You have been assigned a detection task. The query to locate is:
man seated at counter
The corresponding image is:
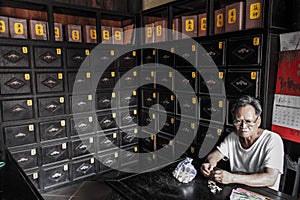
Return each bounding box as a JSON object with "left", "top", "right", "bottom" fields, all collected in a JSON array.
[{"left": 200, "top": 95, "right": 284, "bottom": 191}]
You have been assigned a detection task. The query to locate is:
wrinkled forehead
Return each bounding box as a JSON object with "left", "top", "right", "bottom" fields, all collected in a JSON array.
[{"left": 235, "top": 105, "right": 257, "bottom": 118}]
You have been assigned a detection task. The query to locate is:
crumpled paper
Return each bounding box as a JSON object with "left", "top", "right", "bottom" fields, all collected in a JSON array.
[{"left": 173, "top": 157, "right": 197, "bottom": 183}]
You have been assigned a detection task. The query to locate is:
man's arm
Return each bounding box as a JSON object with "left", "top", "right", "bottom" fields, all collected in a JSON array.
[
  {"left": 213, "top": 167, "right": 279, "bottom": 187},
  {"left": 201, "top": 149, "right": 224, "bottom": 177}
]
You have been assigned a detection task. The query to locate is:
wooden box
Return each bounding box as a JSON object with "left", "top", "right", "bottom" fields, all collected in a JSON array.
[
  {"left": 172, "top": 18, "right": 181, "bottom": 40},
  {"left": 225, "top": 1, "right": 245, "bottom": 32},
  {"left": 154, "top": 19, "right": 167, "bottom": 43},
  {"left": 9, "top": 17, "right": 28, "bottom": 39},
  {"left": 101, "top": 25, "right": 112, "bottom": 44},
  {"left": 214, "top": 8, "right": 225, "bottom": 34},
  {"left": 84, "top": 25, "right": 97, "bottom": 43},
  {"left": 0, "top": 16, "right": 9, "bottom": 38},
  {"left": 29, "top": 20, "right": 48, "bottom": 40},
  {"left": 112, "top": 27, "right": 123, "bottom": 44},
  {"left": 198, "top": 13, "right": 207, "bottom": 37},
  {"left": 181, "top": 15, "right": 197, "bottom": 39},
  {"left": 123, "top": 24, "right": 134, "bottom": 44},
  {"left": 145, "top": 23, "right": 154, "bottom": 44},
  {"left": 245, "top": 0, "right": 263, "bottom": 29},
  {"left": 66, "top": 24, "right": 82, "bottom": 42}
]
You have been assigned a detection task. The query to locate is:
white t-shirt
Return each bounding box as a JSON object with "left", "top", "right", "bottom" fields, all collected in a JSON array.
[{"left": 217, "top": 129, "right": 284, "bottom": 190}]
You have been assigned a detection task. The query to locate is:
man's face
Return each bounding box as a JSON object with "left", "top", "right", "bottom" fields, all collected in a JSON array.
[{"left": 233, "top": 105, "right": 261, "bottom": 138}]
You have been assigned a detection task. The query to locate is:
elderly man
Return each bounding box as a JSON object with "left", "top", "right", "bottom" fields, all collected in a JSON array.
[{"left": 201, "top": 95, "right": 284, "bottom": 190}]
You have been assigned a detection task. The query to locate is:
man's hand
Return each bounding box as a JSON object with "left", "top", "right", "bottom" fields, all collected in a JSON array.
[
  {"left": 200, "top": 163, "right": 215, "bottom": 177},
  {"left": 212, "top": 169, "right": 234, "bottom": 184}
]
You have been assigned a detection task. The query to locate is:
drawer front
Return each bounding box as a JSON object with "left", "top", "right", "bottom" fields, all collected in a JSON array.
[
  {"left": 156, "top": 70, "right": 173, "bottom": 90},
  {"left": 97, "top": 112, "right": 117, "bottom": 130},
  {"left": 142, "top": 48, "right": 156, "bottom": 64},
  {"left": 70, "top": 115, "right": 95, "bottom": 137},
  {"left": 97, "top": 71, "right": 117, "bottom": 89},
  {"left": 176, "top": 118, "right": 197, "bottom": 144},
  {"left": 70, "top": 95, "right": 93, "bottom": 114},
  {"left": 140, "top": 134, "right": 155, "bottom": 152},
  {"left": 157, "top": 113, "right": 175, "bottom": 135},
  {"left": 26, "top": 171, "right": 40, "bottom": 190},
  {"left": 90, "top": 49, "right": 116, "bottom": 71},
  {"left": 226, "top": 70, "right": 260, "bottom": 98},
  {"left": 175, "top": 70, "right": 197, "bottom": 92},
  {"left": 226, "top": 99, "right": 237, "bottom": 126},
  {"left": 4, "top": 124, "right": 36, "bottom": 147},
  {"left": 118, "top": 51, "right": 137, "bottom": 69},
  {"left": 0, "top": 46, "right": 29, "bottom": 67},
  {"left": 0, "top": 73, "right": 31, "bottom": 94},
  {"left": 39, "top": 120, "right": 67, "bottom": 142},
  {"left": 71, "top": 137, "right": 95, "bottom": 158},
  {"left": 175, "top": 43, "right": 197, "bottom": 67},
  {"left": 34, "top": 47, "right": 62, "bottom": 68},
  {"left": 97, "top": 130, "right": 119, "bottom": 151},
  {"left": 120, "top": 127, "right": 138, "bottom": 147},
  {"left": 36, "top": 73, "right": 64, "bottom": 93},
  {"left": 142, "top": 89, "right": 157, "bottom": 109},
  {"left": 140, "top": 109, "right": 156, "bottom": 131},
  {"left": 199, "top": 70, "right": 225, "bottom": 95},
  {"left": 96, "top": 92, "right": 117, "bottom": 111},
  {"left": 199, "top": 97, "right": 226, "bottom": 123},
  {"left": 156, "top": 133, "right": 174, "bottom": 152},
  {"left": 66, "top": 48, "right": 89, "bottom": 68},
  {"left": 119, "top": 89, "right": 137, "bottom": 108},
  {"left": 67, "top": 72, "right": 91, "bottom": 92},
  {"left": 41, "top": 143, "right": 68, "bottom": 165},
  {"left": 157, "top": 48, "right": 174, "bottom": 66},
  {"left": 38, "top": 97, "right": 65, "bottom": 117},
  {"left": 119, "top": 70, "right": 138, "bottom": 89},
  {"left": 158, "top": 92, "right": 175, "bottom": 113},
  {"left": 227, "top": 36, "right": 262, "bottom": 66},
  {"left": 42, "top": 164, "right": 69, "bottom": 189},
  {"left": 176, "top": 93, "right": 197, "bottom": 117},
  {"left": 200, "top": 40, "right": 225, "bottom": 67},
  {"left": 2, "top": 99, "right": 34, "bottom": 121},
  {"left": 72, "top": 157, "right": 96, "bottom": 180},
  {"left": 120, "top": 145, "right": 138, "bottom": 166},
  {"left": 11, "top": 148, "right": 38, "bottom": 170},
  {"left": 139, "top": 68, "right": 155, "bottom": 88},
  {"left": 119, "top": 108, "right": 138, "bottom": 128},
  {"left": 97, "top": 151, "right": 119, "bottom": 172}
]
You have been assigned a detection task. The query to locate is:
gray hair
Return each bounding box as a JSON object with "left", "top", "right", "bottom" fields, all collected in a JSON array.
[{"left": 231, "top": 95, "right": 262, "bottom": 117}]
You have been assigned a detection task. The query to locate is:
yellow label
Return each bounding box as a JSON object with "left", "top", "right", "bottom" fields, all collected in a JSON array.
[
  {"left": 153, "top": 50, "right": 156, "bottom": 55},
  {"left": 22, "top": 47, "right": 28, "bottom": 54},
  {"left": 133, "top": 128, "right": 137, "bottom": 134},
  {"left": 171, "top": 95, "right": 174, "bottom": 101},
  {"left": 71, "top": 30, "right": 80, "bottom": 41},
  {"left": 216, "top": 14, "right": 224, "bottom": 27},
  {"left": 58, "top": 73, "right": 63, "bottom": 79},
  {"left": 89, "top": 137, "right": 94, "bottom": 143},
  {"left": 35, "top": 24, "right": 44, "bottom": 36},
  {"left": 134, "top": 146, "right": 138, "bottom": 152},
  {"left": 27, "top": 100, "right": 32, "bottom": 106},
  {"left": 103, "top": 30, "right": 110, "bottom": 40},
  {"left": 90, "top": 29, "right": 97, "bottom": 40},
  {"left": 153, "top": 92, "right": 156, "bottom": 98},
  {"left": 219, "top": 101, "right": 223, "bottom": 108},
  {"left": 147, "top": 27, "right": 152, "bottom": 38},
  {"left": 64, "top": 164, "right": 68, "bottom": 171},
  {"left": 62, "top": 143, "right": 67, "bottom": 149},
  {"left": 60, "top": 120, "right": 66, "bottom": 127},
  {"left": 201, "top": 18, "right": 207, "bottom": 30},
  {"left": 172, "top": 23, "right": 175, "bottom": 33},
  {"left": 169, "top": 72, "right": 173, "bottom": 78},
  {"left": 133, "top": 71, "right": 137, "bottom": 76},
  {"left": 134, "top": 109, "right": 137, "bottom": 115},
  {"left": 152, "top": 113, "right": 156, "bottom": 119},
  {"left": 217, "top": 129, "right": 222, "bottom": 136},
  {"left": 151, "top": 135, "right": 154, "bottom": 140},
  {"left": 192, "top": 97, "right": 196, "bottom": 104},
  {"left": 219, "top": 42, "right": 223, "bottom": 49},
  {"left": 89, "top": 116, "right": 93, "bottom": 122},
  {"left": 24, "top": 73, "right": 30, "bottom": 80},
  {"left": 250, "top": 3, "right": 261, "bottom": 19},
  {"left": 151, "top": 71, "right": 155, "bottom": 77},
  {"left": 171, "top": 118, "right": 175, "bottom": 124},
  {"left": 54, "top": 27, "right": 60, "bottom": 39},
  {"left": 156, "top": 25, "right": 162, "bottom": 36},
  {"left": 111, "top": 71, "right": 115, "bottom": 77},
  {"left": 0, "top": 20, "right": 6, "bottom": 32},
  {"left": 228, "top": 8, "right": 237, "bottom": 24},
  {"left": 133, "top": 90, "right": 137, "bottom": 96},
  {"left": 85, "top": 49, "right": 90, "bottom": 56},
  {"left": 152, "top": 154, "right": 156, "bottom": 160},
  {"left": 191, "top": 123, "right": 195, "bottom": 129},
  {"left": 171, "top": 47, "right": 174, "bottom": 53},
  {"left": 251, "top": 72, "right": 257, "bottom": 80},
  {"left": 90, "top": 158, "right": 95, "bottom": 164},
  {"left": 191, "top": 147, "right": 195, "bottom": 154},
  {"left": 59, "top": 97, "right": 64, "bottom": 103},
  {"left": 112, "top": 92, "right": 116, "bottom": 98},
  {"left": 86, "top": 72, "right": 91, "bottom": 78},
  {"left": 88, "top": 95, "right": 92, "bottom": 101},
  {"left": 115, "top": 152, "right": 119, "bottom": 157},
  {"left": 112, "top": 113, "right": 116, "bottom": 118},
  {"left": 14, "top": 23, "right": 24, "bottom": 34},
  {"left": 219, "top": 72, "right": 224, "bottom": 79},
  {"left": 31, "top": 149, "right": 36, "bottom": 156},
  {"left": 28, "top": 124, "right": 34, "bottom": 131},
  {"left": 56, "top": 48, "right": 61, "bottom": 55},
  {"left": 185, "top": 19, "right": 194, "bottom": 32},
  {"left": 133, "top": 51, "right": 136, "bottom": 56},
  {"left": 33, "top": 173, "right": 38, "bottom": 180},
  {"left": 111, "top": 50, "right": 115, "bottom": 56},
  {"left": 253, "top": 37, "right": 260, "bottom": 46},
  {"left": 192, "top": 72, "right": 196, "bottom": 78},
  {"left": 192, "top": 45, "right": 196, "bottom": 52}
]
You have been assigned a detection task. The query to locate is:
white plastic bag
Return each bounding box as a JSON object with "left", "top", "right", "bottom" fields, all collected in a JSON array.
[{"left": 173, "top": 157, "right": 197, "bottom": 183}]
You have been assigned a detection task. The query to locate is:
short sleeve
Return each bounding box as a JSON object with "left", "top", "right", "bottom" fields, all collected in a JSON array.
[{"left": 216, "top": 133, "right": 234, "bottom": 159}]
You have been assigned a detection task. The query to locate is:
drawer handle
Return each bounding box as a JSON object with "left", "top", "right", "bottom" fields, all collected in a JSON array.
[
  {"left": 206, "top": 107, "right": 217, "bottom": 112},
  {"left": 50, "top": 150, "right": 61, "bottom": 156},
  {"left": 100, "top": 56, "right": 109, "bottom": 61},
  {"left": 75, "top": 79, "right": 85, "bottom": 84},
  {"left": 163, "top": 54, "right": 170, "bottom": 59},
  {"left": 5, "top": 51, "right": 22, "bottom": 63},
  {"left": 51, "top": 172, "right": 62, "bottom": 179},
  {"left": 182, "top": 127, "right": 190, "bottom": 133},
  {"left": 183, "top": 103, "right": 191, "bottom": 108},
  {"left": 78, "top": 123, "right": 87, "bottom": 128},
  {"left": 146, "top": 55, "right": 152, "bottom": 60},
  {"left": 124, "top": 96, "right": 132, "bottom": 101},
  {"left": 101, "top": 77, "right": 110, "bottom": 82},
  {"left": 206, "top": 79, "right": 217, "bottom": 86},
  {"left": 18, "top": 157, "right": 29, "bottom": 163},
  {"left": 102, "top": 99, "right": 110, "bottom": 103},
  {"left": 47, "top": 104, "right": 57, "bottom": 110},
  {"left": 77, "top": 101, "right": 87, "bottom": 106},
  {"left": 163, "top": 100, "right": 170, "bottom": 105},
  {"left": 78, "top": 164, "right": 91, "bottom": 173},
  {"left": 49, "top": 127, "right": 60, "bottom": 133},
  {"left": 123, "top": 115, "right": 133, "bottom": 121},
  {"left": 15, "top": 132, "right": 27, "bottom": 138},
  {"left": 72, "top": 55, "right": 84, "bottom": 63},
  {"left": 125, "top": 152, "right": 134, "bottom": 158},
  {"left": 125, "top": 134, "right": 134, "bottom": 141},
  {"left": 124, "top": 56, "right": 132, "bottom": 60},
  {"left": 102, "top": 119, "right": 111, "bottom": 124},
  {"left": 103, "top": 139, "right": 112, "bottom": 144},
  {"left": 182, "top": 53, "right": 190, "bottom": 58},
  {"left": 125, "top": 77, "right": 132, "bottom": 81},
  {"left": 182, "top": 79, "right": 190, "bottom": 84},
  {"left": 78, "top": 144, "right": 88, "bottom": 151},
  {"left": 235, "top": 80, "right": 248, "bottom": 86},
  {"left": 237, "top": 48, "right": 250, "bottom": 54},
  {"left": 12, "top": 106, "right": 24, "bottom": 113},
  {"left": 208, "top": 51, "right": 216, "bottom": 57},
  {"left": 104, "top": 158, "right": 114, "bottom": 166},
  {"left": 42, "top": 54, "right": 56, "bottom": 63}
]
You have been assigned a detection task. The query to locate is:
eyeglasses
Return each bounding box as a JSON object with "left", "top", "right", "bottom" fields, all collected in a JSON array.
[{"left": 233, "top": 116, "right": 259, "bottom": 127}]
